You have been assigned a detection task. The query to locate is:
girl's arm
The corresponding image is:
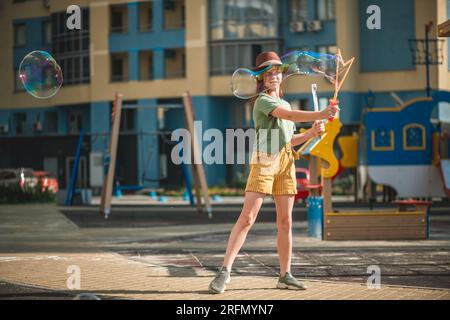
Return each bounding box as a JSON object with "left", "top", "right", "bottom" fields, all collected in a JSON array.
[
  {"left": 271, "top": 100, "right": 339, "bottom": 123},
  {"left": 291, "top": 130, "right": 316, "bottom": 147},
  {"left": 291, "top": 121, "right": 325, "bottom": 147}
]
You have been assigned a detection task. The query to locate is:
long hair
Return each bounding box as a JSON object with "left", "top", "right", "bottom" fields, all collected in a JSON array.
[{"left": 249, "top": 78, "right": 285, "bottom": 107}]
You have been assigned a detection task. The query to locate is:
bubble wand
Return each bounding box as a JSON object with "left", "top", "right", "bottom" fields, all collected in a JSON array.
[{"left": 328, "top": 49, "right": 355, "bottom": 122}]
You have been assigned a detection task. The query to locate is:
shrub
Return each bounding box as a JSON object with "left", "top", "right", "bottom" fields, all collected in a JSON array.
[{"left": 0, "top": 181, "right": 56, "bottom": 204}]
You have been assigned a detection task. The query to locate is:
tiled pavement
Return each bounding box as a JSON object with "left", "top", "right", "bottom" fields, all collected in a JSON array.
[
  {"left": 0, "top": 204, "right": 450, "bottom": 300},
  {"left": 1, "top": 252, "right": 450, "bottom": 300}
]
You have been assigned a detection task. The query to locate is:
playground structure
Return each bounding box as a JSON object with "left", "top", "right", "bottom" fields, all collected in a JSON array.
[
  {"left": 296, "top": 90, "right": 450, "bottom": 240},
  {"left": 64, "top": 92, "right": 212, "bottom": 219},
  {"left": 286, "top": 43, "right": 450, "bottom": 240}
]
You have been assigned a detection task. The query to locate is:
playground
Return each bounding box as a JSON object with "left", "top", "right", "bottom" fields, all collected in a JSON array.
[{"left": 1, "top": 0, "right": 450, "bottom": 303}]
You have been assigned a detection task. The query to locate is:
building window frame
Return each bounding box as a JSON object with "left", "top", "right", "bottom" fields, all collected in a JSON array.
[
  {"left": 403, "top": 124, "right": 426, "bottom": 151},
  {"left": 14, "top": 69, "right": 25, "bottom": 92},
  {"left": 209, "top": 0, "right": 279, "bottom": 41},
  {"left": 14, "top": 113, "right": 27, "bottom": 135},
  {"left": 317, "top": 44, "right": 338, "bottom": 55},
  {"left": 51, "top": 8, "right": 90, "bottom": 85},
  {"left": 163, "top": 0, "right": 185, "bottom": 30},
  {"left": 138, "top": 1, "right": 153, "bottom": 32},
  {"left": 42, "top": 20, "right": 52, "bottom": 45},
  {"left": 316, "top": 0, "right": 335, "bottom": 21},
  {"left": 289, "top": 0, "right": 308, "bottom": 22},
  {"left": 13, "top": 23, "right": 26, "bottom": 47},
  {"left": 371, "top": 129, "right": 395, "bottom": 151},
  {"left": 164, "top": 48, "right": 186, "bottom": 79},
  {"left": 210, "top": 40, "right": 281, "bottom": 76},
  {"left": 68, "top": 110, "right": 83, "bottom": 134},
  {"left": 110, "top": 4, "right": 128, "bottom": 34},
  {"left": 45, "top": 111, "right": 59, "bottom": 134},
  {"left": 111, "top": 52, "right": 129, "bottom": 82}
]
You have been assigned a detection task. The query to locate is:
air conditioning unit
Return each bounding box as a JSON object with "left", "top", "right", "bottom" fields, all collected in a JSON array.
[
  {"left": 306, "top": 20, "right": 322, "bottom": 32},
  {"left": 42, "top": 0, "right": 50, "bottom": 8},
  {"left": 33, "top": 121, "right": 42, "bottom": 132},
  {"left": 289, "top": 21, "right": 305, "bottom": 33},
  {"left": 0, "top": 124, "right": 9, "bottom": 133}
]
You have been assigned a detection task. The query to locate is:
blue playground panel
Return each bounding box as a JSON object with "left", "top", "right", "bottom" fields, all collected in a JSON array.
[
  {"left": 300, "top": 136, "right": 322, "bottom": 156},
  {"left": 365, "top": 91, "right": 450, "bottom": 166}
]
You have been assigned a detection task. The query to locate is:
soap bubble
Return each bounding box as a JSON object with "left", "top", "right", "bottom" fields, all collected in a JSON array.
[
  {"left": 281, "top": 51, "right": 346, "bottom": 85},
  {"left": 230, "top": 68, "right": 258, "bottom": 99},
  {"left": 18, "top": 50, "right": 63, "bottom": 99},
  {"left": 230, "top": 64, "right": 277, "bottom": 99},
  {"left": 230, "top": 51, "right": 354, "bottom": 99}
]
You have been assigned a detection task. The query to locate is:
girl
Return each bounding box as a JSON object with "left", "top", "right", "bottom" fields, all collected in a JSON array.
[{"left": 209, "top": 51, "right": 339, "bottom": 294}]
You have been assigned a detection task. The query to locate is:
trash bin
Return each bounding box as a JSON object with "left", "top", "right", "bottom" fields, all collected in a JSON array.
[{"left": 307, "top": 196, "right": 323, "bottom": 239}]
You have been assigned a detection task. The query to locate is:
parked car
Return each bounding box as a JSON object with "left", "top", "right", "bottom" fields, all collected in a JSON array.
[
  {"left": 33, "top": 171, "right": 59, "bottom": 193},
  {"left": 0, "top": 168, "right": 38, "bottom": 189}
]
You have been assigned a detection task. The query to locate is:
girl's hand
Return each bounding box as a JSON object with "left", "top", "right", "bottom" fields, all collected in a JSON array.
[
  {"left": 311, "top": 121, "right": 325, "bottom": 137},
  {"left": 320, "top": 99, "right": 340, "bottom": 120}
]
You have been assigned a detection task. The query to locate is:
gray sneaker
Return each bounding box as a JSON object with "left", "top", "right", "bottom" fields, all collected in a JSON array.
[
  {"left": 277, "top": 272, "right": 307, "bottom": 290},
  {"left": 208, "top": 267, "right": 231, "bottom": 294}
]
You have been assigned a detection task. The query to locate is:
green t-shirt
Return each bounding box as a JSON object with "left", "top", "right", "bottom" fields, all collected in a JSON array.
[{"left": 252, "top": 93, "right": 296, "bottom": 154}]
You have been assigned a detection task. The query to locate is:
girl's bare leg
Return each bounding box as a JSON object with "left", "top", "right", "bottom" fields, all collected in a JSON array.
[
  {"left": 222, "top": 191, "right": 265, "bottom": 270},
  {"left": 273, "top": 195, "right": 295, "bottom": 277}
]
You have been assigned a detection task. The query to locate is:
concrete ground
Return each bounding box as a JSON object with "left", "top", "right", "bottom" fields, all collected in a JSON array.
[{"left": 0, "top": 200, "right": 449, "bottom": 300}]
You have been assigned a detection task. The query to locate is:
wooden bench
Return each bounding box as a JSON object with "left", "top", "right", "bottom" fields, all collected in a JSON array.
[{"left": 323, "top": 208, "right": 429, "bottom": 241}]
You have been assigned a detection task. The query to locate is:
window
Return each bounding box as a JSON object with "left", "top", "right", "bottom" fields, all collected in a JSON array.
[
  {"left": 209, "top": 0, "right": 278, "bottom": 40},
  {"left": 111, "top": 53, "right": 128, "bottom": 82},
  {"left": 120, "top": 109, "right": 136, "bottom": 131},
  {"left": 14, "top": 113, "right": 27, "bottom": 135},
  {"left": 289, "top": 0, "right": 308, "bottom": 22},
  {"left": 317, "top": 45, "right": 338, "bottom": 55},
  {"left": 139, "top": 51, "right": 153, "bottom": 80},
  {"left": 139, "top": 1, "right": 153, "bottom": 32},
  {"left": 403, "top": 124, "right": 426, "bottom": 151},
  {"left": 14, "top": 23, "right": 26, "bottom": 47},
  {"left": 68, "top": 111, "right": 83, "bottom": 134},
  {"left": 51, "top": 9, "right": 90, "bottom": 85},
  {"left": 290, "top": 99, "right": 310, "bottom": 127},
  {"left": 209, "top": 0, "right": 280, "bottom": 75},
  {"left": 210, "top": 41, "right": 280, "bottom": 75},
  {"left": 371, "top": 128, "right": 395, "bottom": 151},
  {"left": 290, "top": 99, "right": 309, "bottom": 112},
  {"left": 110, "top": 4, "right": 128, "bottom": 33},
  {"left": 14, "top": 70, "right": 25, "bottom": 92},
  {"left": 164, "top": 48, "right": 186, "bottom": 79},
  {"left": 45, "top": 111, "right": 58, "bottom": 133},
  {"left": 42, "top": 20, "right": 51, "bottom": 45},
  {"left": 164, "top": 0, "right": 185, "bottom": 30},
  {"left": 316, "top": 0, "right": 335, "bottom": 20}
]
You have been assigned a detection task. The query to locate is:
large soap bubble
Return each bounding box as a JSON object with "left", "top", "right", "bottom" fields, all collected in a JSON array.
[
  {"left": 281, "top": 51, "right": 345, "bottom": 84},
  {"left": 231, "top": 51, "right": 346, "bottom": 99},
  {"left": 230, "top": 64, "right": 274, "bottom": 99},
  {"left": 18, "top": 50, "right": 63, "bottom": 99}
]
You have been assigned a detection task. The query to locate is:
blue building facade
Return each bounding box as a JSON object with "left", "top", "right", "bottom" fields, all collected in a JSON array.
[{"left": 0, "top": 0, "right": 448, "bottom": 190}]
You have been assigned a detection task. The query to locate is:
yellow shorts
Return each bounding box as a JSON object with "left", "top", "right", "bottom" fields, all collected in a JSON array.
[{"left": 245, "top": 143, "right": 297, "bottom": 196}]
